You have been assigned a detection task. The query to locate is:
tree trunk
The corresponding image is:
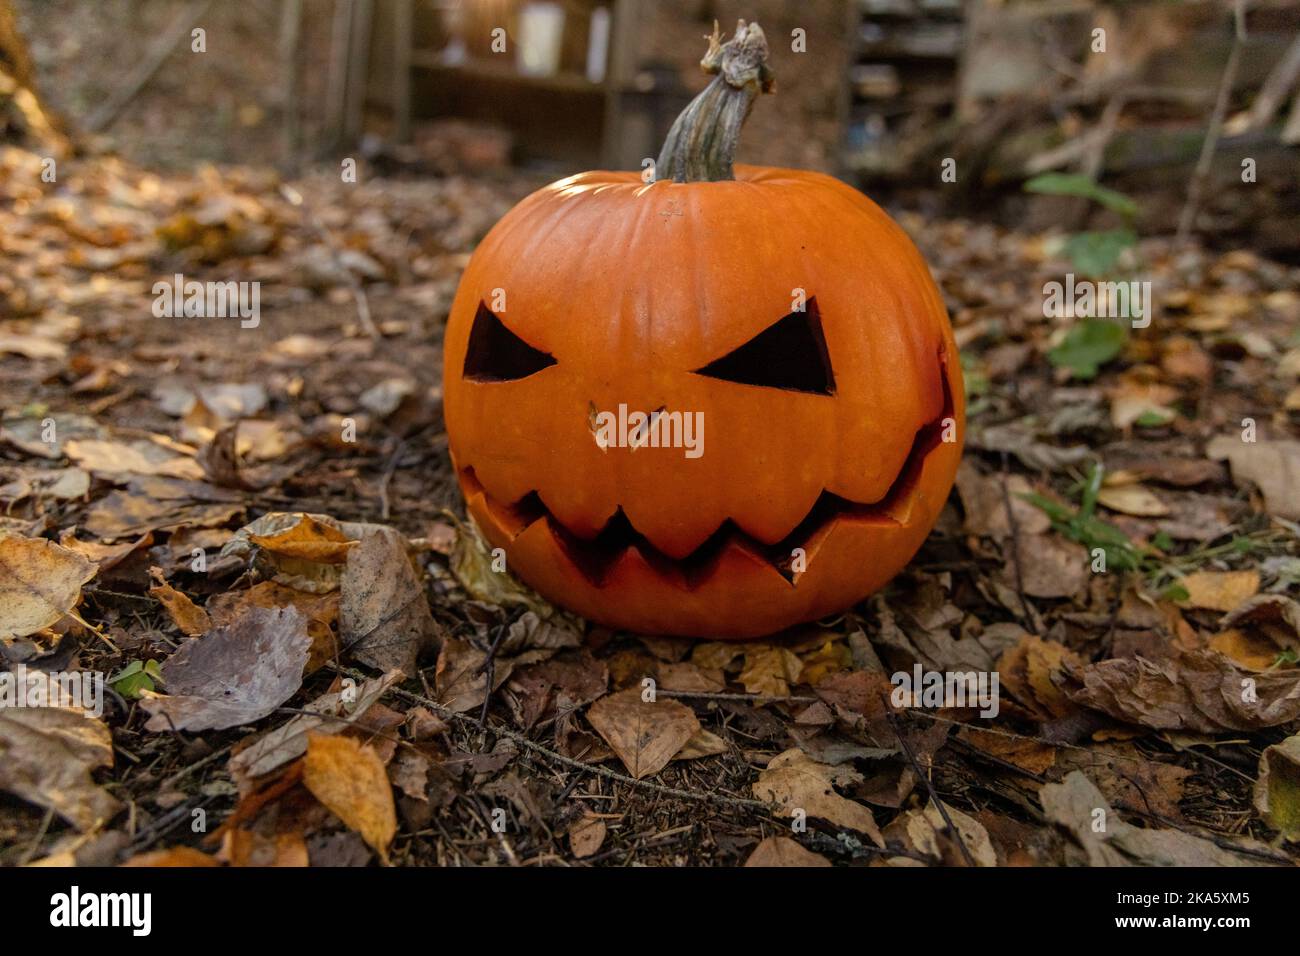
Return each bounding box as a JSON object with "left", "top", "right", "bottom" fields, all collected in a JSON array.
[{"left": 0, "top": 0, "right": 69, "bottom": 153}]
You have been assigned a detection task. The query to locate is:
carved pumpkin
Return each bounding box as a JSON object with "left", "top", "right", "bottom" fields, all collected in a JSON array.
[{"left": 444, "top": 22, "right": 963, "bottom": 638}]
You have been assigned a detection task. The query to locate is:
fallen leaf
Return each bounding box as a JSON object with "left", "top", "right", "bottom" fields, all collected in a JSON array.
[
  {"left": 228, "top": 671, "right": 401, "bottom": 782},
  {"left": 1254, "top": 735, "right": 1300, "bottom": 840},
  {"left": 1177, "top": 570, "right": 1260, "bottom": 613},
  {"left": 895, "top": 800, "right": 998, "bottom": 866},
  {"left": 1206, "top": 437, "right": 1300, "bottom": 520},
  {"left": 223, "top": 829, "right": 309, "bottom": 867},
  {"left": 585, "top": 687, "right": 700, "bottom": 779},
  {"left": 434, "top": 638, "right": 522, "bottom": 713},
  {"left": 340, "top": 526, "right": 438, "bottom": 675},
  {"left": 57, "top": 529, "right": 152, "bottom": 572},
  {"left": 0, "top": 536, "right": 97, "bottom": 640},
  {"left": 1042, "top": 770, "right": 1268, "bottom": 866},
  {"left": 0, "top": 706, "right": 121, "bottom": 830},
  {"left": 148, "top": 567, "right": 211, "bottom": 636},
  {"left": 739, "top": 645, "right": 803, "bottom": 697},
  {"left": 65, "top": 437, "right": 203, "bottom": 480},
  {"left": 302, "top": 732, "right": 397, "bottom": 862},
  {"left": 568, "top": 811, "right": 607, "bottom": 859},
  {"left": 744, "top": 836, "right": 831, "bottom": 867},
  {"left": 448, "top": 514, "right": 553, "bottom": 616},
  {"left": 1096, "top": 483, "right": 1170, "bottom": 517},
  {"left": 752, "top": 747, "right": 883, "bottom": 846},
  {"left": 142, "top": 605, "right": 312, "bottom": 732},
  {"left": 120, "top": 846, "right": 221, "bottom": 867},
  {"left": 207, "top": 581, "right": 339, "bottom": 674},
  {"left": 248, "top": 513, "right": 357, "bottom": 563},
  {"left": 1065, "top": 645, "right": 1300, "bottom": 733}
]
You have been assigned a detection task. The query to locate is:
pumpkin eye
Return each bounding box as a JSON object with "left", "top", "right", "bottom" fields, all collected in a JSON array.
[
  {"left": 462, "top": 302, "right": 557, "bottom": 382},
  {"left": 693, "top": 298, "right": 834, "bottom": 395}
]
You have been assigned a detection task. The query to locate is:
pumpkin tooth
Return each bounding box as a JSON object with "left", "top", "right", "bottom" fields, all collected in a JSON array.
[{"left": 461, "top": 350, "right": 955, "bottom": 596}]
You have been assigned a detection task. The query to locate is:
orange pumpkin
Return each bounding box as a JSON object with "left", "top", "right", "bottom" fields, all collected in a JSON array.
[{"left": 443, "top": 22, "right": 963, "bottom": 638}]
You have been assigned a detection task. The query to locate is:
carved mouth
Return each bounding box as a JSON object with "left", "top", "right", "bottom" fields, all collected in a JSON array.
[{"left": 461, "top": 355, "right": 954, "bottom": 590}]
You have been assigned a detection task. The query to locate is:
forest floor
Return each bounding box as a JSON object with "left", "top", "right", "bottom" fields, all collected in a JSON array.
[{"left": 2, "top": 136, "right": 1300, "bottom": 868}]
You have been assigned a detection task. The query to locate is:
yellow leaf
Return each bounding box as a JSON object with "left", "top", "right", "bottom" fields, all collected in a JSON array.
[
  {"left": 0, "top": 536, "right": 97, "bottom": 640},
  {"left": 303, "top": 733, "right": 397, "bottom": 862},
  {"left": 1178, "top": 570, "right": 1260, "bottom": 613}
]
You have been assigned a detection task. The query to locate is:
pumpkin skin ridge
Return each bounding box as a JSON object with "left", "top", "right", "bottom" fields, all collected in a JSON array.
[{"left": 454, "top": 345, "right": 955, "bottom": 589}]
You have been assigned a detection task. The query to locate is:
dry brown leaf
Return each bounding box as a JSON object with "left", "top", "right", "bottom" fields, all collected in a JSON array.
[
  {"left": 567, "top": 811, "right": 607, "bottom": 859},
  {"left": 0, "top": 706, "right": 121, "bottom": 830},
  {"left": 739, "top": 645, "right": 803, "bottom": 697},
  {"left": 120, "top": 846, "right": 221, "bottom": 867},
  {"left": 224, "top": 828, "right": 310, "bottom": 867},
  {"left": 248, "top": 513, "right": 357, "bottom": 563},
  {"left": 1206, "top": 437, "right": 1300, "bottom": 520},
  {"left": 898, "top": 800, "right": 998, "bottom": 866},
  {"left": 1066, "top": 644, "right": 1300, "bottom": 733},
  {"left": 752, "top": 747, "right": 883, "bottom": 846},
  {"left": 675, "top": 728, "right": 728, "bottom": 761},
  {"left": 57, "top": 529, "right": 152, "bottom": 572},
  {"left": 302, "top": 732, "right": 397, "bottom": 862},
  {"left": 0, "top": 536, "right": 96, "bottom": 640},
  {"left": 1096, "top": 483, "right": 1170, "bottom": 517},
  {"left": 744, "top": 836, "right": 832, "bottom": 867},
  {"left": 1178, "top": 570, "right": 1260, "bottom": 613},
  {"left": 958, "top": 727, "right": 1057, "bottom": 775},
  {"left": 1210, "top": 628, "right": 1284, "bottom": 671},
  {"left": 142, "top": 605, "right": 312, "bottom": 732},
  {"left": 585, "top": 687, "right": 700, "bottom": 779},
  {"left": 998, "top": 635, "right": 1084, "bottom": 720},
  {"left": 340, "top": 527, "right": 438, "bottom": 676},
  {"left": 1254, "top": 735, "right": 1300, "bottom": 840},
  {"left": 434, "top": 638, "right": 518, "bottom": 713},
  {"left": 64, "top": 437, "right": 203, "bottom": 480},
  {"left": 208, "top": 581, "right": 339, "bottom": 674},
  {"left": 1042, "top": 771, "right": 1268, "bottom": 866},
  {"left": 148, "top": 567, "right": 211, "bottom": 636},
  {"left": 1001, "top": 531, "right": 1090, "bottom": 599},
  {"left": 228, "top": 671, "right": 402, "bottom": 783}
]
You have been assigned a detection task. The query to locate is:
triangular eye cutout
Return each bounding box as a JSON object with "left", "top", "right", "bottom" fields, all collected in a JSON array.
[
  {"left": 462, "top": 302, "right": 557, "bottom": 382},
  {"left": 693, "top": 298, "right": 835, "bottom": 395}
]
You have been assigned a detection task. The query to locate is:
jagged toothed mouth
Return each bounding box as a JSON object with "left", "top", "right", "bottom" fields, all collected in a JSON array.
[{"left": 461, "top": 355, "right": 954, "bottom": 590}]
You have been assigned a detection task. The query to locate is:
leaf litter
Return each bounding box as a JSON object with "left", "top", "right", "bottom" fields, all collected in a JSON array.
[{"left": 1, "top": 116, "right": 1299, "bottom": 867}]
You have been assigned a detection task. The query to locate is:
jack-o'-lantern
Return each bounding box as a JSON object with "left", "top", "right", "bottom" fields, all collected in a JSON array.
[{"left": 443, "top": 21, "right": 963, "bottom": 639}]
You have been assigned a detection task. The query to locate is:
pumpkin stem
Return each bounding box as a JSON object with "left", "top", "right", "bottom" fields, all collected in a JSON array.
[{"left": 655, "top": 20, "right": 775, "bottom": 183}]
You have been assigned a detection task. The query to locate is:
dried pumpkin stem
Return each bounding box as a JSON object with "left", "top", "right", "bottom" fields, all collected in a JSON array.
[{"left": 655, "top": 20, "right": 775, "bottom": 183}]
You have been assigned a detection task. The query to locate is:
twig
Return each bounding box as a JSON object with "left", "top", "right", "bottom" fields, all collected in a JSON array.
[
  {"left": 999, "top": 452, "right": 1039, "bottom": 635},
  {"left": 1176, "top": 1, "right": 1248, "bottom": 244},
  {"left": 476, "top": 621, "right": 510, "bottom": 730},
  {"left": 658, "top": 689, "right": 819, "bottom": 705},
  {"left": 881, "top": 694, "right": 978, "bottom": 867},
  {"left": 157, "top": 742, "right": 234, "bottom": 792},
  {"left": 377, "top": 437, "right": 407, "bottom": 520}
]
